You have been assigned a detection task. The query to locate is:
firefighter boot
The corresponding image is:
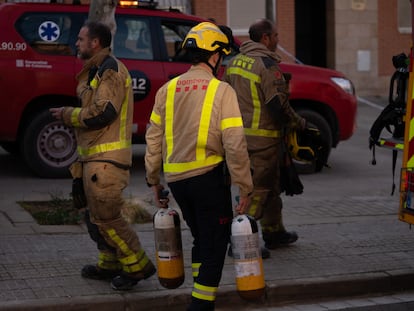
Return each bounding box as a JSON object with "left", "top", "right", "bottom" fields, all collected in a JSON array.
[
  {"left": 81, "top": 252, "right": 122, "bottom": 280},
  {"left": 263, "top": 231, "right": 298, "bottom": 249},
  {"left": 111, "top": 260, "right": 156, "bottom": 290},
  {"left": 81, "top": 265, "right": 121, "bottom": 280}
]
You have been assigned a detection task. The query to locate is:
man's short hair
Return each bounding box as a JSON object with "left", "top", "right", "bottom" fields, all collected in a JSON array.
[
  {"left": 249, "top": 19, "right": 274, "bottom": 42},
  {"left": 84, "top": 21, "right": 112, "bottom": 48}
]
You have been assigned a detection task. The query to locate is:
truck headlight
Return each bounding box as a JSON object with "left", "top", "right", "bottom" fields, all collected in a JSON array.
[{"left": 331, "top": 77, "right": 355, "bottom": 95}]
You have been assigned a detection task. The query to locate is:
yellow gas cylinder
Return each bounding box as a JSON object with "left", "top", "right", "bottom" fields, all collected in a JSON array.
[
  {"left": 231, "top": 214, "right": 265, "bottom": 300},
  {"left": 153, "top": 204, "right": 185, "bottom": 289}
]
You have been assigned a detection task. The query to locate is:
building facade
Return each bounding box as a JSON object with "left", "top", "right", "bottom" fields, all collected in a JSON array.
[
  {"left": 188, "top": 0, "right": 411, "bottom": 97},
  {"left": 2, "top": 0, "right": 410, "bottom": 96}
]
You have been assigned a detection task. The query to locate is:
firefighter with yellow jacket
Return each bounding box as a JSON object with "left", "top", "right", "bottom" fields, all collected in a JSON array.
[
  {"left": 223, "top": 19, "right": 306, "bottom": 251},
  {"left": 50, "top": 21, "right": 155, "bottom": 291},
  {"left": 145, "top": 22, "right": 253, "bottom": 311}
]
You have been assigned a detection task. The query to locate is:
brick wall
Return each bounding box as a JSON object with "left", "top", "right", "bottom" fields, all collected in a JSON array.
[
  {"left": 277, "top": 0, "right": 295, "bottom": 63},
  {"left": 378, "top": 0, "right": 410, "bottom": 77},
  {"left": 191, "top": 0, "right": 227, "bottom": 25}
]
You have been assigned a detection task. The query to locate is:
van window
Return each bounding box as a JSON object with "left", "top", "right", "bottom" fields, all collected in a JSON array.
[
  {"left": 114, "top": 17, "right": 153, "bottom": 60},
  {"left": 16, "top": 12, "right": 85, "bottom": 56}
]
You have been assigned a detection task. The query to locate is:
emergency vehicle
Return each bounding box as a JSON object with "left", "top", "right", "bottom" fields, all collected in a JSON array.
[
  {"left": 369, "top": 2, "right": 414, "bottom": 227},
  {"left": 0, "top": 0, "right": 357, "bottom": 177}
]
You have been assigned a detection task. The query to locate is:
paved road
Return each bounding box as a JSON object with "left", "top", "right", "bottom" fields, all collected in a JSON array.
[{"left": 2, "top": 96, "right": 414, "bottom": 311}]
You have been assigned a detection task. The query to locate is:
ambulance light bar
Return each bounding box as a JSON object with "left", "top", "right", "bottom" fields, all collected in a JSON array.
[{"left": 118, "top": 0, "right": 158, "bottom": 8}]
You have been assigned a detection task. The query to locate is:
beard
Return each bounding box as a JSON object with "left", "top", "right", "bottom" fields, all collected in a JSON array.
[{"left": 77, "top": 50, "right": 92, "bottom": 60}]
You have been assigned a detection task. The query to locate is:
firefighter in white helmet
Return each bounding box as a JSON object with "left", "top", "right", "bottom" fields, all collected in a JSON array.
[{"left": 145, "top": 22, "right": 253, "bottom": 311}]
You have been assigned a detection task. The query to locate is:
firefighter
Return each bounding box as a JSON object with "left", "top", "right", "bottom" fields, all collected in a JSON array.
[
  {"left": 50, "top": 21, "right": 155, "bottom": 291},
  {"left": 223, "top": 19, "right": 307, "bottom": 250},
  {"left": 145, "top": 22, "right": 254, "bottom": 311}
]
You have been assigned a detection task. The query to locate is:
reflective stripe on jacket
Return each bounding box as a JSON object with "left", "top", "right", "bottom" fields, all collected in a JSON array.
[
  {"left": 62, "top": 48, "right": 133, "bottom": 166},
  {"left": 145, "top": 65, "right": 253, "bottom": 197},
  {"left": 223, "top": 40, "right": 304, "bottom": 144},
  {"left": 162, "top": 76, "right": 224, "bottom": 173}
]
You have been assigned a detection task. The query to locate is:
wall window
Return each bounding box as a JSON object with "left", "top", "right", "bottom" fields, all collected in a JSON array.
[
  {"left": 398, "top": 0, "right": 411, "bottom": 34},
  {"left": 227, "top": 0, "right": 274, "bottom": 36}
]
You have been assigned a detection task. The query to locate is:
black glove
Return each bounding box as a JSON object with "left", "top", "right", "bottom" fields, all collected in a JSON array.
[{"left": 72, "top": 178, "right": 87, "bottom": 209}]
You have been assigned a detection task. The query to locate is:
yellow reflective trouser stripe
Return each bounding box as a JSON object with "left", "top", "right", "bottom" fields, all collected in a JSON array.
[
  {"left": 192, "top": 282, "right": 218, "bottom": 302},
  {"left": 71, "top": 108, "right": 81, "bottom": 127},
  {"left": 163, "top": 78, "right": 224, "bottom": 173},
  {"left": 122, "top": 251, "right": 150, "bottom": 273},
  {"left": 98, "top": 252, "right": 117, "bottom": 261},
  {"left": 97, "top": 252, "right": 122, "bottom": 270},
  {"left": 77, "top": 73, "right": 131, "bottom": 157},
  {"left": 106, "top": 229, "right": 148, "bottom": 273},
  {"left": 192, "top": 262, "right": 201, "bottom": 278},
  {"left": 221, "top": 117, "right": 243, "bottom": 130},
  {"left": 244, "top": 128, "right": 281, "bottom": 138}
]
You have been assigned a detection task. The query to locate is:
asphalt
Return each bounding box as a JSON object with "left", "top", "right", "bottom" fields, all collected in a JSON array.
[{"left": 3, "top": 96, "right": 414, "bottom": 310}]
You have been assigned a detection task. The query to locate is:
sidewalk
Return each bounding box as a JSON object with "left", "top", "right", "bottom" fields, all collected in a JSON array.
[
  {"left": 2, "top": 187, "right": 414, "bottom": 310},
  {"left": 3, "top": 96, "right": 414, "bottom": 310}
]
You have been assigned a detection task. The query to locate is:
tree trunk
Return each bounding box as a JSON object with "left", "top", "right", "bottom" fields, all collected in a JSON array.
[{"left": 88, "top": 0, "right": 118, "bottom": 41}]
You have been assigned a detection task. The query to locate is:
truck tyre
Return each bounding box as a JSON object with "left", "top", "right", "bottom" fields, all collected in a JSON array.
[
  {"left": 295, "top": 109, "right": 332, "bottom": 174},
  {"left": 21, "top": 110, "right": 77, "bottom": 178}
]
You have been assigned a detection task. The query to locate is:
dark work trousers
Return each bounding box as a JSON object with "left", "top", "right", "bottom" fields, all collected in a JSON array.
[{"left": 169, "top": 164, "right": 233, "bottom": 310}]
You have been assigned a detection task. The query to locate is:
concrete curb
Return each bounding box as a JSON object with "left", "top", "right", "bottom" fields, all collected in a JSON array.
[{"left": 3, "top": 271, "right": 414, "bottom": 311}]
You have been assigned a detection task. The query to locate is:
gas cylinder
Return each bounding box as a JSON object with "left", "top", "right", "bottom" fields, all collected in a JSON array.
[
  {"left": 153, "top": 192, "right": 185, "bottom": 289},
  {"left": 230, "top": 214, "right": 265, "bottom": 300}
]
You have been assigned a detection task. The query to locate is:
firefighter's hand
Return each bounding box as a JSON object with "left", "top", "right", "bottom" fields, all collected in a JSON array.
[
  {"left": 235, "top": 195, "right": 251, "bottom": 215},
  {"left": 152, "top": 184, "right": 169, "bottom": 208},
  {"left": 50, "top": 107, "right": 65, "bottom": 120}
]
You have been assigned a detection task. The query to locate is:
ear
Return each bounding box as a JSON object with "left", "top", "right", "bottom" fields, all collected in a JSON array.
[
  {"left": 91, "top": 38, "right": 100, "bottom": 49},
  {"left": 260, "top": 33, "right": 269, "bottom": 45}
]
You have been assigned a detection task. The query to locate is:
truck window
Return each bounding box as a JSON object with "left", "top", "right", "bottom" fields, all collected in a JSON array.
[
  {"left": 161, "top": 21, "right": 192, "bottom": 61},
  {"left": 16, "top": 12, "right": 82, "bottom": 56},
  {"left": 114, "top": 17, "right": 153, "bottom": 60}
]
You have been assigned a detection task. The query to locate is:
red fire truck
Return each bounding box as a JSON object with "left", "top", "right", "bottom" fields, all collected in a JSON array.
[{"left": 0, "top": 1, "right": 357, "bottom": 177}]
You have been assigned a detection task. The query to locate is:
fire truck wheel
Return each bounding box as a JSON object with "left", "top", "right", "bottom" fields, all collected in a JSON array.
[
  {"left": 20, "top": 110, "right": 77, "bottom": 178},
  {"left": 294, "top": 109, "right": 332, "bottom": 174}
]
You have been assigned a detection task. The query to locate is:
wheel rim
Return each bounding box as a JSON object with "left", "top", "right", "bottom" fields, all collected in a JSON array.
[{"left": 37, "top": 121, "right": 77, "bottom": 168}]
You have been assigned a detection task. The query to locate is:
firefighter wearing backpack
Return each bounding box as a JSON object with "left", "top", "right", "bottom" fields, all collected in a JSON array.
[
  {"left": 145, "top": 22, "right": 254, "bottom": 310},
  {"left": 223, "top": 19, "right": 307, "bottom": 251}
]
